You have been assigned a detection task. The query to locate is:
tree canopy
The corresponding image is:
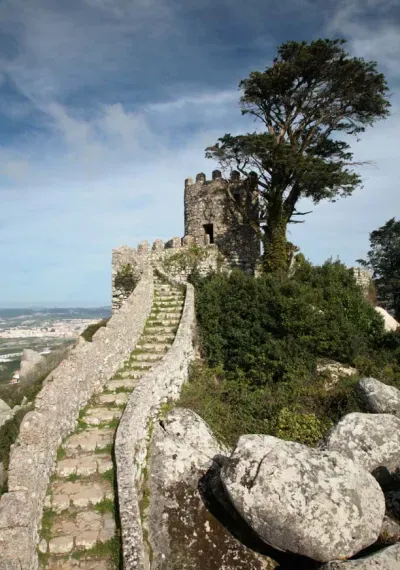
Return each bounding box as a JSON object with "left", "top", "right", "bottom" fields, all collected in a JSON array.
[
  {"left": 206, "top": 38, "right": 391, "bottom": 273},
  {"left": 358, "top": 218, "right": 400, "bottom": 320}
]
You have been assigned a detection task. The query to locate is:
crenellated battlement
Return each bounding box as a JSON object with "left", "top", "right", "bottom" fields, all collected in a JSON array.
[
  {"left": 112, "top": 172, "right": 262, "bottom": 312},
  {"left": 184, "top": 169, "right": 243, "bottom": 188}
]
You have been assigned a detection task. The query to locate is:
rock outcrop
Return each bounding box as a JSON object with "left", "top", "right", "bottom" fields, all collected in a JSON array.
[
  {"left": 319, "top": 543, "right": 400, "bottom": 568},
  {"left": 322, "top": 412, "right": 400, "bottom": 474},
  {"left": 375, "top": 306, "right": 399, "bottom": 332},
  {"left": 19, "top": 349, "right": 45, "bottom": 383},
  {"left": 355, "top": 377, "right": 400, "bottom": 417},
  {"left": 220, "top": 434, "right": 385, "bottom": 563},
  {"left": 147, "top": 408, "right": 272, "bottom": 569},
  {"left": 0, "top": 399, "right": 13, "bottom": 428}
]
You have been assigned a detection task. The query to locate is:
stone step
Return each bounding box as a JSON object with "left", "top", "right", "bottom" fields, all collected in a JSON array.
[
  {"left": 153, "top": 299, "right": 183, "bottom": 305},
  {"left": 82, "top": 407, "right": 122, "bottom": 426},
  {"left": 127, "top": 361, "right": 155, "bottom": 370},
  {"left": 105, "top": 378, "right": 137, "bottom": 391},
  {"left": 154, "top": 289, "right": 182, "bottom": 294},
  {"left": 144, "top": 325, "right": 177, "bottom": 334},
  {"left": 45, "top": 557, "right": 110, "bottom": 569},
  {"left": 49, "top": 478, "right": 113, "bottom": 513},
  {"left": 55, "top": 453, "right": 112, "bottom": 478},
  {"left": 140, "top": 333, "right": 175, "bottom": 343},
  {"left": 118, "top": 370, "right": 143, "bottom": 379},
  {"left": 64, "top": 428, "right": 114, "bottom": 455},
  {"left": 150, "top": 310, "right": 182, "bottom": 318},
  {"left": 136, "top": 343, "right": 170, "bottom": 352},
  {"left": 131, "top": 352, "right": 163, "bottom": 362},
  {"left": 47, "top": 509, "right": 116, "bottom": 555},
  {"left": 96, "top": 392, "right": 129, "bottom": 406},
  {"left": 154, "top": 294, "right": 184, "bottom": 301},
  {"left": 147, "top": 317, "right": 181, "bottom": 325}
]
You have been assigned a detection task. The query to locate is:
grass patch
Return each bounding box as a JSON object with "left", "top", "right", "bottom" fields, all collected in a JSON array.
[
  {"left": 71, "top": 536, "right": 120, "bottom": 565},
  {"left": 66, "top": 473, "right": 81, "bottom": 482},
  {"left": 102, "top": 469, "right": 115, "bottom": 485},
  {"left": 38, "top": 551, "right": 50, "bottom": 566},
  {"left": 56, "top": 446, "right": 67, "bottom": 461},
  {"left": 40, "top": 508, "right": 56, "bottom": 541},
  {"left": 0, "top": 405, "right": 33, "bottom": 475},
  {"left": 94, "top": 497, "right": 115, "bottom": 516}
]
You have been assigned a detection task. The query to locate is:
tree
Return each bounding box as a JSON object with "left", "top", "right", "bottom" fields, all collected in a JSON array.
[
  {"left": 357, "top": 218, "right": 400, "bottom": 320},
  {"left": 206, "top": 38, "right": 391, "bottom": 273}
]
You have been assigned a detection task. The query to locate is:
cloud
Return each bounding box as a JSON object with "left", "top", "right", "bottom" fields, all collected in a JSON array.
[{"left": 0, "top": 0, "right": 399, "bottom": 305}]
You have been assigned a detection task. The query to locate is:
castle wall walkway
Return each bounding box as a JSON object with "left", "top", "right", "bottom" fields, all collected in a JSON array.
[
  {"left": 115, "top": 267, "right": 196, "bottom": 570},
  {"left": 0, "top": 267, "right": 154, "bottom": 570}
]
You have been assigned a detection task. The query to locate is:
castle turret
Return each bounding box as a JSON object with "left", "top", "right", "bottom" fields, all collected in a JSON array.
[{"left": 184, "top": 170, "right": 260, "bottom": 273}]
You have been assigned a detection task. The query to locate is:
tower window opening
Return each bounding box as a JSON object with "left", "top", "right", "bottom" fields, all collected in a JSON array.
[{"left": 203, "top": 223, "right": 214, "bottom": 244}]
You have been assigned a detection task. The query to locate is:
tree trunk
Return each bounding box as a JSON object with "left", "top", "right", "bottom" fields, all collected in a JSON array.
[{"left": 262, "top": 204, "right": 288, "bottom": 274}]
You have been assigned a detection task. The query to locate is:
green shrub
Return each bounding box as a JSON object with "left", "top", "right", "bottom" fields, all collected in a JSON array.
[
  {"left": 194, "top": 261, "right": 387, "bottom": 383},
  {"left": 180, "top": 259, "right": 400, "bottom": 448},
  {"left": 274, "top": 407, "right": 331, "bottom": 447},
  {"left": 81, "top": 318, "right": 110, "bottom": 342},
  {"left": 115, "top": 264, "right": 140, "bottom": 294},
  {"left": 0, "top": 405, "right": 33, "bottom": 471}
]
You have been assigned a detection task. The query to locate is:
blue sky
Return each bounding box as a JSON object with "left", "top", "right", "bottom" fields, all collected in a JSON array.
[{"left": 0, "top": 0, "right": 399, "bottom": 307}]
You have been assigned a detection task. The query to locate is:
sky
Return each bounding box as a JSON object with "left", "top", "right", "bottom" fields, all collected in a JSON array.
[{"left": 0, "top": 0, "right": 399, "bottom": 307}]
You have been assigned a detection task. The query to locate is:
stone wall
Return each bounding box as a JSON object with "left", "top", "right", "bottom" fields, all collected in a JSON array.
[
  {"left": 184, "top": 171, "right": 260, "bottom": 273},
  {"left": 115, "top": 270, "right": 196, "bottom": 570},
  {"left": 352, "top": 267, "right": 373, "bottom": 291},
  {"left": 112, "top": 246, "right": 146, "bottom": 313},
  {"left": 112, "top": 239, "right": 229, "bottom": 312},
  {"left": 0, "top": 267, "right": 154, "bottom": 570}
]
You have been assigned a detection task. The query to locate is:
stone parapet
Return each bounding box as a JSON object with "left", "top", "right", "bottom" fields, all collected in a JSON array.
[
  {"left": 0, "top": 267, "right": 154, "bottom": 570},
  {"left": 115, "top": 270, "right": 196, "bottom": 570}
]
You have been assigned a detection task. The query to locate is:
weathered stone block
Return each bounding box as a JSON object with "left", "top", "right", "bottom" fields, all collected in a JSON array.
[
  {"left": 152, "top": 239, "right": 165, "bottom": 251},
  {"left": 137, "top": 240, "right": 150, "bottom": 254},
  {"left": 165, "top": 237, "right": 182, "bottom": 249},
  {"left": 182, "top": 235, "right": 195, "bottom": 247}
]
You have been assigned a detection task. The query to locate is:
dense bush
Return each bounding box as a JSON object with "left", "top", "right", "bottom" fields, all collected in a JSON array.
[
  {"left": 192, "top": 261, "right": 392, "bottom": 384},
  {"left": 181, "top": 260, "right": 400, "bottom": 447},
  {"left": 114, "top": 263, "right": 140, "bottom": 295}
]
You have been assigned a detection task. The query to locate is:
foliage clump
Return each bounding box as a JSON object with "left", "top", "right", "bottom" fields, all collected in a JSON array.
[
  {"left": 206, "top": 38, "right": 391, "bottom": 273},
  {"left": 358, "top": 217, "right": 400, "bottom": 319},
  {"left": 115, "top": 263, "right": 140, "bottom": 295},
  {"left": 162, "top": 245, "right": 209, "bottom": 275},
  {"left": 81, "top": 318, "right": 110, "bottom": 342},
  {"left": 180, "top": 261, "right": 400, "bottom": 447}
]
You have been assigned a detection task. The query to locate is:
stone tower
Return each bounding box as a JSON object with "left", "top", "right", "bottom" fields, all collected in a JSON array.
[{"left": 184, "top": 170, "right": 260, "bottom": 273}]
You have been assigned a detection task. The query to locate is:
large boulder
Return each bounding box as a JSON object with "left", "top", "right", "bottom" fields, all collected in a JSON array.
[
  {"left": 355, "top": 377, "right": 400, "bottom": 417},
  {"left": 147, "top": 408, "right": 272, "bottom": 569},
  {"left": 319, "top": 543, "right": 400, "bottom": 568},
  {"left": 19, "top": 349, "right": 45, "bottom": 383},
  {"left": 322, "top": 412, "right": 400, "bottom": 474},
  {"left": 375, "top": 306, "right": 399, "bottom": 332},
  {"left": 220, "top": 434, "right": 385, "bottom": 563}
]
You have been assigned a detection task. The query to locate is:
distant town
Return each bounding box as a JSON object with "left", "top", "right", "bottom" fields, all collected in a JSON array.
[{"left": 0, "top": 318, "right": 98, "bottom": 339}]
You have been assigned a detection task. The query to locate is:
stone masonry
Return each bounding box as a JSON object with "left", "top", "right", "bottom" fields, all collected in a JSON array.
[
  {"left": 0, "top": 267, "right": 154, "bottom": 570},
  {"left": 111, "top": 171, "right": 261, "bottom": 313},
  {"left": 184, "top": 170, "right": 260, "bottom": 272}
]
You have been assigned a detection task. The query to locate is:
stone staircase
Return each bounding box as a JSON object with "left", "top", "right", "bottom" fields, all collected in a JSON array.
[{"left": 38, "top": 276, "right": 185, "bottom": 569}]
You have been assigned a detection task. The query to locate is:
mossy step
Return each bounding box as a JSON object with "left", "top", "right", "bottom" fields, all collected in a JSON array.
[
  {"left": 144, "top": 326, "right": 177, "bottom": 334},
  {"left": 140, "top": 332, "right": 175, "bottom": 341},
  {"left": 130, "top": 352, "right": 163, "bottom": 362},
  {"left": 136, "top": 343, "right": 170, "bottom": 352}
]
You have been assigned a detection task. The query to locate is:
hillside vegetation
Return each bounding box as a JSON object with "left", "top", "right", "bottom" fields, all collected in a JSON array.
[{"left": 180, "top": 260, "right": 400, "bottom": 447}]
